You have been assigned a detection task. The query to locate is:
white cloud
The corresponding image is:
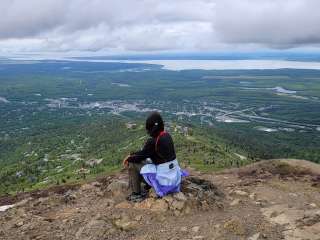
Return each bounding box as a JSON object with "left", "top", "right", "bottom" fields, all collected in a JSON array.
[{"left": 0, "top": 0, "right": 319, "bottom": 54}]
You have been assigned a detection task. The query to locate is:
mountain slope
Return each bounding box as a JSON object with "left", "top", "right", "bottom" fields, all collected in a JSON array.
[{"left": 0, "top": 159, "right": 319, "bottom": 240}]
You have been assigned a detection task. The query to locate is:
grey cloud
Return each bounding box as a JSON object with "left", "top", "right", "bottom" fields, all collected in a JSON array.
[
  {"left": 0, "top": 0, "right": 319, "bottom": 53},
  {"left": 214, "top": 0, "right": 320, "bottom": 48},
  {"left": 0, "top": 0, "right": 65, "bottom": 38}
]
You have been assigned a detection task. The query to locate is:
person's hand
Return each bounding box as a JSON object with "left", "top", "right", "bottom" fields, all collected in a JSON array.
[{"left": 122, "top": 155, "right": 130, "bottom": 168}]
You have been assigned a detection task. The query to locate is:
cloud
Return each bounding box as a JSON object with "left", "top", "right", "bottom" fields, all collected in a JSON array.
[
  {"left": 0, "top": 0, "right": 65, "bottom": 38},
  {"left": 0, "top": 0, "right": 319, "bottom": 53},
  {"left": 214, "top": 0, "right": 320, "bottom": 48}
]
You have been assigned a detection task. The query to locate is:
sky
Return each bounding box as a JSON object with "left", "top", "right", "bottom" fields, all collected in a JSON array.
[{"left": 0, "top": 0, "right": 320, "bottom": 56}]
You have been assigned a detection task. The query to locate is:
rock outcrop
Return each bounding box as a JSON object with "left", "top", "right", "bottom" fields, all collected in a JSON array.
[{"left": 0, "top": 159, "right": 319, "bottom": 240}]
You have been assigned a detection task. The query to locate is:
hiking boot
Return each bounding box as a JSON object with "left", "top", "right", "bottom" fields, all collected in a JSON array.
[
  {"left": 126, "top": 192, "right": 145, "bottom": 202},
  {"left": 141, "top": 184, "right": 151, "bottom": 198}
]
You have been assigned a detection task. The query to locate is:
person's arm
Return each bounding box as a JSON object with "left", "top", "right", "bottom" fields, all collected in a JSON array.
[{"left": 127, "top": 138, "right": 155, "bottom": 163}]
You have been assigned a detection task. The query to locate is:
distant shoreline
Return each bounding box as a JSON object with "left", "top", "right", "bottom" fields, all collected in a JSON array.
[{"left": 6, "top": 58, "right": 320, "bottom": 71}]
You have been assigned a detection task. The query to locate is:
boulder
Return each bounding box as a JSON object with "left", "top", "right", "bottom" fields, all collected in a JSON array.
[{"left": 133, "top": 177, "right": 225, "bottom": 214}]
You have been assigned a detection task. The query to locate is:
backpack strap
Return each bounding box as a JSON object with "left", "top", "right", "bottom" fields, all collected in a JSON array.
[{"left": 155, "top": 131, "right": 167, "bottom": 153}]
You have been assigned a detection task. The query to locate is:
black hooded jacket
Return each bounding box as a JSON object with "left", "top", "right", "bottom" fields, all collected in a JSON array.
[{"left": 127, "top": 131, "right": 176, "bottom": 165}]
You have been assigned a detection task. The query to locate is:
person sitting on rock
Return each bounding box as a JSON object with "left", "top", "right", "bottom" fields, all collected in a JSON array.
[{"left": 123, "top": 112, "right": 188, "bottom": 202}]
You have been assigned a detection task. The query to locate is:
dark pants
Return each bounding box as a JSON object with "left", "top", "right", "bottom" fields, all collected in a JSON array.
[{"left": 128, "top": 162, "right": 145, "bottom": 194}]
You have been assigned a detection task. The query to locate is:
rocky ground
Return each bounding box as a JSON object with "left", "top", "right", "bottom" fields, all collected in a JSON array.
[{"left": 0, "top": 159, "right": 320, "bottom": 240}]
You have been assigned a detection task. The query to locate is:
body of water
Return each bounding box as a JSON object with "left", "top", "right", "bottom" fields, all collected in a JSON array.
[
  {"left": 129, "top": 59, "right": 320, "bottom": 70},
  {"left": 8, "top": 57, "right": 320, "bottom": 70}
]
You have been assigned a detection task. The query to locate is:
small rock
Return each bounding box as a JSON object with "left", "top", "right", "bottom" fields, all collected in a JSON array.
[
  {"left": 107, "top": 180, "right": 128, "bottom": 196},
  {"left": 80, "top": 183, "right": 96, "bottom": 192},
  {"left": 15, "top": 198, "right": 32, "bottom": 207},
  {"left": 180, "top": 226, "right": 188, "bottom": 232},
  {"left": 234, "top": 190, "right": 248, "bottom": 196},
  {"left": 110, "top": 213, "right": 121, "bottom": 220},
  {"left": 192, "top": 226, "right": 200, "bottom": 233},
  {"left": 171, "top": 200, "right": 185, "bottom": 211},
  {"left": 154, "top": 214, "right": 166, "bottom": 222},
  {"left": 216, "top": 202, "right": 224, "bottom": 209},
  {"left": 114, "top": 216, "right": 137, "bottom": 231},
  {"left": 105, "top": 199, "right": 115, "bottom": 207},
  {"left": 172, "top": 210, "right": 180, "bottom": 217},
  {"left": 32, "top": 197, "right": 49, "bottom": 207},
  {"left": 213, "top": 224, "right": 220, "bottom": 229},
  {"left": 96, "top": 190, "right": 104, "bottom": 197},
  {"left": 91, "top": 181, "right": 102, "bottom": 187},
  {"left": 148, "top": 188, "right": 158, "bottom": 198},
  {"left": 163, "top": 195, "right": 174, "bottom": 205},
  {"left": 106, "top": 227, "right": 117, "bottom": 235},
  {"left": 15, "top": 221, "right": 24, "bottom": 228},
  {"left": 173, "top": 192, "right": 187, "bottom": 202},
  {"left": 184, "top": 205, "right": 191, "bottom": 215},
  {"left": 115, "top": 201, "right": 132, "bottom": 209},
  {"left": 134, "top": 198, "right": 155, "bottom": 210},
  {"left": 255, "top": 199, "right": 267, "bottom": 207},
  {"left": 230, "top": 199, "right": 242, "bottom": 206},
  {"left": 249, "top": 193, "right": 257, "bottom": 200},
  {"left": 224, "top": 218, "right": 246, "bottom": 236},
  {"left": 151, "top": 199, "right": 169, "bottom": 212},
  {"left": 135, "top": 215, "right": 143, "bottom": 221},
  {"left": 63, "top": 190, "right": 76, "bottom": 203},
  {"left": 248, "top": 232, "right": 260, "bottom": 240},
  {"left": 0, "top": 205, "right": 14, "bottom": 212},
  {"left": 201, "top": 201, "right": 210, "bottom": 210},
  {"left": 309, "top": 203, "right": 317, "bottom": 208},
  {"left": 270, "top": 211, "right": 280, "bottom": 218},
  {"left": 298, "top": 210, "right": 320, "bottom": 226},
  {"left": 193, "top": 236, "right": 204, "bottom": 240}
]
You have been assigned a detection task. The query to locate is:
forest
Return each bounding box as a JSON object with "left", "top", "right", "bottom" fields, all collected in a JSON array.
[{"left": 0, "top": 59, "right": 319, "bottom": 195}]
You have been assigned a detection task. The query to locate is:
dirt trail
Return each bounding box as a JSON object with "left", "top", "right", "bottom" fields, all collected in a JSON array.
[{"left": 0, "top": 159, "right": 319, "bottom": 240}]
